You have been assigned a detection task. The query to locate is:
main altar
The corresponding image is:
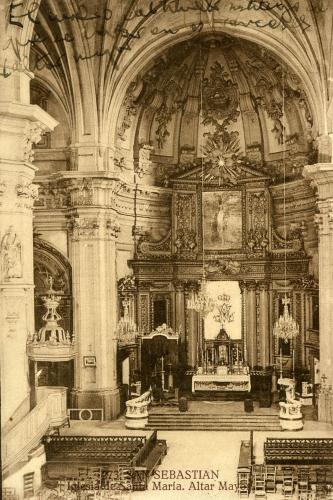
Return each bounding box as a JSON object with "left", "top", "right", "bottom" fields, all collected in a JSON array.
[
  {"left": 119, "top": 151, "right": 316, "bottom": 403},
  {"left": 192, "top": 329, "right": 250, "bottom": 394}
]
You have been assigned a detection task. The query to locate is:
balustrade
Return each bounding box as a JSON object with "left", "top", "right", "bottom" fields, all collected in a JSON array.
[{"left": 2, "top": 386, "right": 67, "bottom": 475}]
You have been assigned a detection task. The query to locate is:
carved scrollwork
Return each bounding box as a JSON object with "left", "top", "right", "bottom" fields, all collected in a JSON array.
[
  {"left": 271, "top": 228, "right": 304, "bottom": 255},
  {"left": 137, "top": 229, "right": 172, "bottom": 259},
  {"left": 174, "top": 192, "right": 197, "bottom": 257}
]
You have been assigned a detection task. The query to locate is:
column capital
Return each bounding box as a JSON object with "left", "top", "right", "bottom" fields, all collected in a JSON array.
[
  {"left": 68, "top": 211, "right": 120, "bottom": 241},
  {"left": 36, "top": 173, "right": 125, "bottom": 209},
  {"left": 173, "top": 279, "right": 185, "bottom": 292},
  {"left": 0, "top": 102, "right": 58, "bottom": 164},
  {"left": 303, "top": 163, "right": 333, "bottom": 199},
  {"left": 257, "top": 281, "right": 270, "bottom": 292},
  {"left": 246, "top": 280, "right": 257, "bottom": 292}
]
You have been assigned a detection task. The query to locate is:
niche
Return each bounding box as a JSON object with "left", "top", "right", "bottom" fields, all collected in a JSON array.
[{"left": 151, "top": 294, "right": 170, "bottom": 329}]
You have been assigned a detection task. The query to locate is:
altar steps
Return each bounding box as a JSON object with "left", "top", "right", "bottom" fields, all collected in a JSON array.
[{"left": 147, "top": 413, "right": 281, "bottom": 431}]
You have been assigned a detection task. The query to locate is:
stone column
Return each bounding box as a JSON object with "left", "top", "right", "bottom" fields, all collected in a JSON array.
[
  {"left": 184, "top": 281, "right": 198, "bottom": 368},
  {"left": 174, "top": 280, "right": 186, "bottom": 366},
  {"left": 304, "top": 163, "right": 333, "bottom": 422},
  {"left": 0, "top": 103, "right": 57, "bottom": 424},
  {"left": 258, "top": 281, "right": 270, "bottom": 367},
  {"left": 68, "top": 179, "right": 121, "bottom": 419},
  {"left": 174, "top": 280, "right": 186, "bottom": 339},
  {"left": 246, "top": 281, "right": 257, "bottom": 368}
]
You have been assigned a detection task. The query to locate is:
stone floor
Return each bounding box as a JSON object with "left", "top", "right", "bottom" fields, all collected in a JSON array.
[{"left": 61, "top": 405, "right": 333, "bottom": 500}]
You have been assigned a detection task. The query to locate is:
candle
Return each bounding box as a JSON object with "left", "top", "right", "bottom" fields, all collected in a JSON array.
[{"left": 161, "top": 356, "right": 164, "bottom": 391}]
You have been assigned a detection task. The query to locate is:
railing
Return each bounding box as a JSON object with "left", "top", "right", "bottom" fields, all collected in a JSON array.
[
  {"left": 125, "top": 390, "right": 151, "bottom": 429},
  {"left": 68, "top": 408, "right": 104, "bottom": 421},
  {"left": 2, "top": 386, "right": 67, "bottom": 475}
]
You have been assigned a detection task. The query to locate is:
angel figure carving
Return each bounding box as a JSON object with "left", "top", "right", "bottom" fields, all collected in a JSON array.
[{"left": 1, "top": 226, "right": 22, "bottom": 279}]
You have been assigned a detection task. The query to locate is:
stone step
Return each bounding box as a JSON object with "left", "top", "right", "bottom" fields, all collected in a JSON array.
[
  {"left": 148, "top": 417, "right": 279, "bottom": 421},
  {"left": 147, "top": 412, "right": 281, "bottom": 431},
  {"left": 147, "top": 426, "right": 281, "bottom": 431},
  {"left": 148, "top": 414, "right": 279, "bottom": 418}
]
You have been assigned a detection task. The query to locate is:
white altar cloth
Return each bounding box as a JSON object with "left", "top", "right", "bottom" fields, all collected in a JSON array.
[{"left": 192, "top": 373, "right": 251, "bottom": 392}]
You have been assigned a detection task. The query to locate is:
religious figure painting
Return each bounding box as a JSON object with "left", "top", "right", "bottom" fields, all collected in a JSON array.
[{"left": 203, "top": 191, "right": 242, "bottom": 250}]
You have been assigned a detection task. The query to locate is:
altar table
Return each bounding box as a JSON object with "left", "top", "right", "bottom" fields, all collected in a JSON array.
[{"left": 192, "top": 373, "right": 251, "bottom": 393}]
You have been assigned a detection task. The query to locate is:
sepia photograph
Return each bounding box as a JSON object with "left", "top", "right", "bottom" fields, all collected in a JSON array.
[{"left": 1, "top": 0, "right": 333, "bottom": 499}]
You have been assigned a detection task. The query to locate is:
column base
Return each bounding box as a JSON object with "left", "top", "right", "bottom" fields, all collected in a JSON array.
[
  {"left": 318, "top": 389, "right": 333, "bottom": 424},
  {"left": 70, "top": 387, "right": 120, "bottom": 420}
]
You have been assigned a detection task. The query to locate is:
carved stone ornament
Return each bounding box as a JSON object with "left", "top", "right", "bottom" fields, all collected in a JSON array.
[
  {"left": 315, "top": 200, "right": 333, "bottom": 236},
  {"left": 205, "top": 259, "right": 241, "bottom": 275},
  {"left": 136, "top": 144, "right": 153, "bottom": 178},
  {"left": 118, "top": 275, "right": 136, "bottom": 294},
  {"left": 117, "top": 79, "right": 141, "bottom": 140},
  {"left": 137, "top": 229, "right": 172, "bottom": 260},
  {"left": 1, "top": 226, "right": 23, "bottom": 279},
  {"left": 0, "top": 181, "right": 6, "bottom": 196},
  {"left": 69, "top": 218, "right": 100, "bottom": 241},
  {"left": 23, "top": 122, "right": 47, "bottom": 162},
  {"left": 106, "top": 218, "right": 121, "bottom": 239},
  {"left": 16, "top": 182, "right": 39, "bottom": 209},
  {"left": 271, "top": 228, "right": 304, "bottom": 254},
  {"left": 69, "top": 216, "right": 120, "bottom": 241},
  {"left": 292, "top": 275, "right": 319, "bottom": 290},
  {"left": 70, "top": 178, "right": 93, "bottom": 206}
]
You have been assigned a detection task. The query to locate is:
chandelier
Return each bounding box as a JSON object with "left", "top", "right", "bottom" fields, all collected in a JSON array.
[
  {"left": 273, "top": 297, "right": 299, "bottom": 342},
  {"left": 273, "top": 85, "right": 299, "bottom": 362},
  {"left": 187, "top": 275, "right": 215, "bottom": 318}
]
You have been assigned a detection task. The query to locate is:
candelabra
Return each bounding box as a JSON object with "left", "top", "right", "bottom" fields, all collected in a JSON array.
[{"left": 273, "top": 297, "right": 299, "bottom": 378}]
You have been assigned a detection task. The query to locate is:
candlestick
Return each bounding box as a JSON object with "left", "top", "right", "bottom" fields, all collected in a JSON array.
[
  {"left": 292, "top": 348, "right": 295, "bottom": 380},
  {"left": 280, "top": 347, "right": 283, "bottom": 379}
]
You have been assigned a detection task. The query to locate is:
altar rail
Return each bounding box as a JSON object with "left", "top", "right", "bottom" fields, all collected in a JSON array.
[
  {"left": 264, "top": 438, "right": 333, "bottom": 465},
  {"left": 2, "top": 386, "right": 67, "bottom": 476}
]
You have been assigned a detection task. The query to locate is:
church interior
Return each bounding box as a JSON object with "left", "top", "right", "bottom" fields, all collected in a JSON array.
[{"left": 1, "top": 0, "right": 333, "bottom": 498}]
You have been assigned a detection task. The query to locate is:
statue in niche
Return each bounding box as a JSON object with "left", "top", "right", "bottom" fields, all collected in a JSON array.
[{"left": 1, "top": 226, "right": 22, "bottom": 279}]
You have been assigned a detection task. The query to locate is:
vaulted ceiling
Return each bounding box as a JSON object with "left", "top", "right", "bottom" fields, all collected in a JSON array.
[
  {"left": 115, "top": 34, "right": 315, "bottom": 185},
  {"left": 4, "top": 0, "right": 331, "bottom": 173}
]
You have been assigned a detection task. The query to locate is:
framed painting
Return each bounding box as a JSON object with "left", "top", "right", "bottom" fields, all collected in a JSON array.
[
  {"left": 83, "top": 355, "right": 96, "bottom": 367},
  {"left": 203, "top": 191, "right": 243, "bottom": 250}
]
